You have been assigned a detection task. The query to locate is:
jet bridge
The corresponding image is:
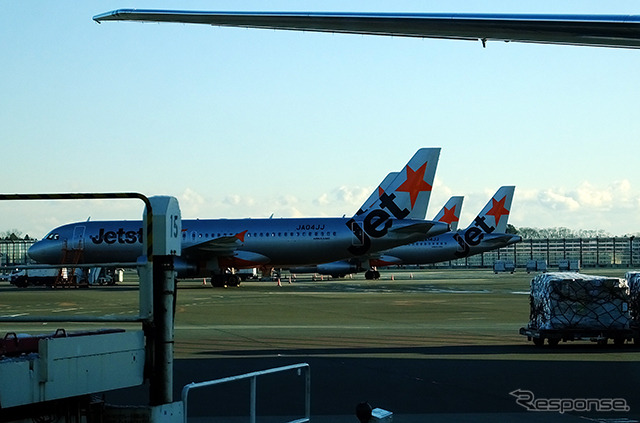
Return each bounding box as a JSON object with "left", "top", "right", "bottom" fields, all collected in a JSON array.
[{"left": 0, "top": 193, "right": 182, "bottom": 423}]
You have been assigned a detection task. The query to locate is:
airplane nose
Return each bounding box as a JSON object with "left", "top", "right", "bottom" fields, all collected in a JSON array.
[{"left": 28, "top": 241, "right": 59, "bottom": 263}]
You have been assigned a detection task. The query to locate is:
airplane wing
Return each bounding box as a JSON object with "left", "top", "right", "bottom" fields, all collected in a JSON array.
[
  {"left": 182, "top": 230, "right": 247, "bottom": 257},
  {"left": 183, "top": 236, "right": 240, "bottom": 255},
  {"left": 182, "top": 232, "right": 271, "bottom": 267},
  {"left": 93, "top": 10, "right": 640, "bottom": 49}
]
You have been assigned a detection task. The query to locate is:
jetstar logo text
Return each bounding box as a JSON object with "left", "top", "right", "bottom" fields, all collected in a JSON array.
[
  {"left": 453, "top": 193, "right": 511, "bottom": 258},
  {"left": 346, "top": 192, "right": 410, "bottom": 255},
  {"left": 453, "top": 215, "right": 495, "bottom": 258},
  {"left": 90, "top": 228, "right": 143, "bottom": 245}
]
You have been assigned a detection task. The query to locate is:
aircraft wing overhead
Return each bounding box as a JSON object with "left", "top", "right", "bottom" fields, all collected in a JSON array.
[{"left": 93, "top": 10, "right": 640, "bottom": 49}]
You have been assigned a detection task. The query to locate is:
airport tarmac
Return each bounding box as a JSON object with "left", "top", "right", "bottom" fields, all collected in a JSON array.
[{"left": 2, "top": 268, "right": 640, "bottom": 422}]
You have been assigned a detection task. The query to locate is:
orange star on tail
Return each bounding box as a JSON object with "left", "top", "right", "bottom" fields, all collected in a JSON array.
[
  {"left": 486, "top": 196, "right": 510, "bottom": 225},
  {"left": 439, "top": 205, "right": 460, "bottom": 225},
  {"left": 396, "top": 162, "right": 432, "bottom": 209}
]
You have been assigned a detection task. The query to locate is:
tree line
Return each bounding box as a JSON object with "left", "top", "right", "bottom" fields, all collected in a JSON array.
[
  {"left": 1, "top": 230, "right": 31, "bottom": 240},
  {"left": 507, "top": 225, "right": 638, "bottom": 239}
]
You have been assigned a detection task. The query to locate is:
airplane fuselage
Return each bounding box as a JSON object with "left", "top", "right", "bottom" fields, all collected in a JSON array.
[
  {"left": 377, "top": 232, "right": 522, "bottom": 266},
  {"left": 28, "top": 217, "right": 449, "bottom": 277}
]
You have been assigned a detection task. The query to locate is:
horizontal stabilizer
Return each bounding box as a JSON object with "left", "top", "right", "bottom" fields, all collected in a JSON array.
[
  {"left": 390, "top": 220, "right": 449, "bottom": 238},
  {"left": 481, "top": 233, "right": 522, "bottom": 247}
]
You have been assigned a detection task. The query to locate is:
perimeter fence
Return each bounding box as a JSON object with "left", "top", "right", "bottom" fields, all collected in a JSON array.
[{"left": 436, "top": 237, "right": 640, "bottom": 269}]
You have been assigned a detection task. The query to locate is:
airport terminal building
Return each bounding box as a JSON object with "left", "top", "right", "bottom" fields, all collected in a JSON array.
[
  {"left": 450, "top": 236, "right": 640, "bottom": 270},
  {"left": 1, "top": 238, "right": 33, "bottom": 268}
]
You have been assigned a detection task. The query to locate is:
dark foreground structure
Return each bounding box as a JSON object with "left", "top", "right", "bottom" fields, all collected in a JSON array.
[{"left": 105, "top": 348, "right": 640, "bottom": 422}]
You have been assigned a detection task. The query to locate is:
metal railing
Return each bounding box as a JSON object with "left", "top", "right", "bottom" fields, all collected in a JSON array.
[{"left": 181, "top": 363, "right": 311, "bottom": 423}]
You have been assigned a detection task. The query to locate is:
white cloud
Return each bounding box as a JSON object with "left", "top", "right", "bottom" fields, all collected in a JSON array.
[
  {"left": 311, "top": 185, "right": 372, "bottom": 215},
  {"left": 536, "top": 179, "right": 637, "bottom": 213},
  {"left": 334, "top": 185, "right": 371, "bottom": 205},
  {"left": 539, "top": 189, "right": 581, "bottom": 211},
  {"left": 506, "top": 179, "right": 640, "bottom": 235},
  {"left": 179, "top": 188, "right": 205, "bottom": 216},
  {"left": 275, "top": 194, "right": 299, "bottom": 207},
  {"left": 222, "top": 194, "right": 256, "bottom": 208},
  {"left": 575, "top": 181, "right": 613, "bottom": 208},
  {"left": 313, "top": 193, "right": 330, "bottom": 207}
]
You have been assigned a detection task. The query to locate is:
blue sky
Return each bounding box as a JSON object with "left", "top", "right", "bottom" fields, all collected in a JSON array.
[{"left": 2, "top": 1, "right": 640, "bottom": 238}]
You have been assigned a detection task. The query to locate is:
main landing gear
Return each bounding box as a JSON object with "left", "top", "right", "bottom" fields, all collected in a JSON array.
[
  {"left": 364, "top": 269, "right": 381, "bottom": 280},
  {"left": 210, "top": 272, "right": 241, "bottom": 287}
]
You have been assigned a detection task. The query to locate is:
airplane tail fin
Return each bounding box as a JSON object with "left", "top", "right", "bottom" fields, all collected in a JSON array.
[
  {"left": 355, "top": 172, "right": 398, "bottom": 216},
  {"left": 465, "top": 186, "right": 515, "bottom": 233},
  {"left": 432, "top": 196, "right": 463, "bottom": 231},
  {"left": 356, "top": 147, "right": 440, "bottom": 220}
]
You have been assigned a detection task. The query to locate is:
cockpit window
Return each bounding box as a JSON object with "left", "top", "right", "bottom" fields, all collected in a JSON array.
[{"left": 46, "top": 233, "right": 60, "bottom": 240}]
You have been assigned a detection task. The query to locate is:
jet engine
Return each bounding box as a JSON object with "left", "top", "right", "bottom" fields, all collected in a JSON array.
[{"left": 316, "top": 261, "right": 359, "bottom": 277}]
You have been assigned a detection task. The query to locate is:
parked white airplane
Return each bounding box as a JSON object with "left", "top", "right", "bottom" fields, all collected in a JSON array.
[
  {"left": 28, "top": 148, "right": 449, "bottom": 286},
  {"left": 292, "top": 187, "right": 518, "bottom": 279},
  {"left": 289, "top": 157, "right": 448, "bottom": 276}
]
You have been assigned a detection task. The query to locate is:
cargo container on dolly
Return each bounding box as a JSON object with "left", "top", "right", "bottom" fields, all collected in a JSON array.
[{"left": 519, "top": 272, "right": 636, "bottom": 346}]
